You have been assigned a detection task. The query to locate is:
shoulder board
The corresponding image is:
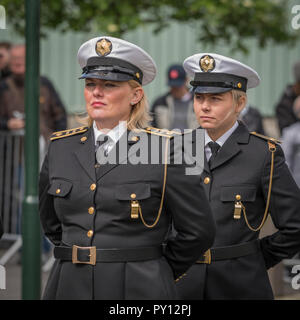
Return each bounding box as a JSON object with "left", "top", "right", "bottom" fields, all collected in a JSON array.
[
  {"left": 50, "top": 126, "right": 88, "bottom": 141},
  {"left": 141, "top": 127, "right": 182, "bottom": 138},
  {"left": 250, "top": 131, "right": 281, "bottom": 144}
]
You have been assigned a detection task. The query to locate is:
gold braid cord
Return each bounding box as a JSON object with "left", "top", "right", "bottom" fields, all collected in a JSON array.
[
  {"left": 139, "top": 137, "right": 170, "bottom": 228},
  {"left": 242, "top": 141, "right": 276, "bottom": 232}
]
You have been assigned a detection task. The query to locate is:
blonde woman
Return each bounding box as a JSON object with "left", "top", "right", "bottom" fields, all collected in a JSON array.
[
  {"left": 176, "top": 53, "right": 300, "bottom": 299},
  {"left": 39, "top": 37, "right": 215, "bottom": 300}
]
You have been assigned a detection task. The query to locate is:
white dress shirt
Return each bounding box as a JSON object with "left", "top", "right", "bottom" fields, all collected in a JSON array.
[{"left": 93, "top": 121, "right": 127, "bottom": 154}]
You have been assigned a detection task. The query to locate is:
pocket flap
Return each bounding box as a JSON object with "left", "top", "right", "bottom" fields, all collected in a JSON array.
[
  {"left": 115, "top": 183, "right": 151, "bottom": 200},
  {"left": 48, "top": 179, "right": 73, "bottom": 197},
  {"left": 221, "top": 185, "right": 256, "bottom": 202}
]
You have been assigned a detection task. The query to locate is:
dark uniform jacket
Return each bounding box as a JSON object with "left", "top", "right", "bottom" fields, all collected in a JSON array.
[
  {"left": 177, "top": 122, "right": 300, "bottom": 299},
  {"left": 0, "top": 75, "right": 67, "bottom": 139},
  {"left": 39, "top": 126, "right": 215, "bottom": 300}
]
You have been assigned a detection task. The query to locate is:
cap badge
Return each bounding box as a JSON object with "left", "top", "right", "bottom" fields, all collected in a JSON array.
[
  {"left": 95, "top": 38, "right": 112, "bottom": 57},
  {"left": 199, "top": 55, "right": 215, "bottom": 72}
]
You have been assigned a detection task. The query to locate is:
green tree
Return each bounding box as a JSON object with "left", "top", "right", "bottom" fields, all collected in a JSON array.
[{"left": 2, "top": 0, "right": 298, "bottom": 52}]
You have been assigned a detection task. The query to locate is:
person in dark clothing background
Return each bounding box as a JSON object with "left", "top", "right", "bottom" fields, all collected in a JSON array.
[
  {"left": 275, "top": 60, "right": 300, "bottom": 134},
  {"left": 239, "top": 103, "right": 265, "bottom": 134},
  {"left": 0, "top": 44, "right": 67, "bottom": 140},
  {"left": 0, "top": 42, "right": 11, "bottom": 81},
  {"left": 150, "top": 64, "right": 198, "bottom": 131}
]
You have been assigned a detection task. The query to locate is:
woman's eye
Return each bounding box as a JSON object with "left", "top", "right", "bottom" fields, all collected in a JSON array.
[
  {"left": 86, "top": 82, "right": 95, "bottom": 87},
  {"left": 105, "top": 82, "right": 117, "bottom": 87}
]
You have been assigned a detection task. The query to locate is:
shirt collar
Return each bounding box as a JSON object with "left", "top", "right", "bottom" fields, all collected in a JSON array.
[
  {"left": 93, "top": 121, "right": 127, "bottom": 146},
  {"left": 205, "top": 121, "right": 239, "bottom": 147}
]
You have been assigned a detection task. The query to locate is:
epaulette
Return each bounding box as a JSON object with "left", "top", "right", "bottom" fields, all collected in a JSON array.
[
  {"left": 50, "top": 126, "right": 88, "bottom": 141},
  {"left": 250, "top": 131, "right": 281, "bottom": 144},
  {"left": 140, "top": 127, "right": 183, "bottom": 138}
]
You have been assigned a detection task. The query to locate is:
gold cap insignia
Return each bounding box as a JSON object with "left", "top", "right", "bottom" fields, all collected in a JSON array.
[
  {"left": 237, "top": 82, "right": 242, "bottom": 89},
  {"left": 135, "top": 72, "right": 140, "bottom": 79},
  {"left": 199, "top": 55, "right": 216, "bottom": 72},
  {"left": 95, "top": 38, "right": 112, "bottom": 57}
]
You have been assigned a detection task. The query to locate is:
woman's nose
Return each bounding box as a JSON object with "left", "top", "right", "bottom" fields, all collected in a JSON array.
[{"left": 93, "top": 84, "right": 104, "bottom": 96}]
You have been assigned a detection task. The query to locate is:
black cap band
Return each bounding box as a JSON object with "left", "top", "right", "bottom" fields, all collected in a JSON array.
[
  {"left": 80, "top": 56, "right": 143, "bottom": 84},
  {"left": 190, "top": 72, "right": 247, "bottom": 92}
]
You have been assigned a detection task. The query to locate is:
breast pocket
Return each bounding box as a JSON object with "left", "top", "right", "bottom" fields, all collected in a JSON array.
[
  {"left": 115, "top": 183, "right": 157, "bottom": 225},
  {"left": 48, "top": 179, "right": 73, "bottom": 198},
  {"left": 220, "top": 185, "right": 256, "bottom": 202}
]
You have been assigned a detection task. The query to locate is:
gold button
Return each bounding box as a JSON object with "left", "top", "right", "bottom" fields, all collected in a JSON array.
[
  {"left": 204, "top": 177, "right": 210, "bottom": 184},
  {"left": 90, "top": 183, "right": 96, "bottom": 191},
  {"left": 80, "top": 136, "right": 87, "bottom": 142},
  {"left": 56, "top": 189, "right": 61, "bottom": 194},
  {"left": 236, "top": 194, "right": 241, "bottom": 201},
  {"left": 130, "top": 193, "right": 136, "bottom": 199},
  {"left": 87, "top": 230, "right": 93, "bottom": 238},
  {"left": 88, "top": 207, "right": 95, "bottom": 215}
]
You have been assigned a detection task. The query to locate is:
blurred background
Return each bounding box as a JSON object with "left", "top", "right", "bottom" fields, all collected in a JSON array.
[{"left": 0, "top": 0, "right": 300, "bottom": 299}]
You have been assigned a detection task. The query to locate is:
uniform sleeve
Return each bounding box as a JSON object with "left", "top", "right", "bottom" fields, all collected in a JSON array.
[
  {"left": 39, "top": 143, "right": 62, "bottom": 245},
  {"left": 163, "top": 138, "right": 216, "bottom": 279},
  {"left": 260, "top": 144, "right": 300, "bottom": 269}
]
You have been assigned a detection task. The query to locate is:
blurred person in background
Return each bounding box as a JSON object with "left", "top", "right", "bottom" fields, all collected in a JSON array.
[
  {"left": 0, "top": 42, "right": 11, "bottom": 81},
  {"left": 150, "top": 64, "right": 198, "bottom": 131},
  {"left": 281, "top": 96, "right": 300, "bottom": 188},
  {"left": 239, "top": 103, "right": 265, "bottom": 134},
  {"left": 275, "top": 60, "right": 300, "bottom": 134},
  {"left": 0, "top": 44, "right": 67, "bottom": 141}
]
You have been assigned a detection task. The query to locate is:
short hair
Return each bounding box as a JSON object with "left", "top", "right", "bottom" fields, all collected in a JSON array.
[
  {"left": 232, "top": 89, "right": 247, "bottom": 109},
  {"left": 0, "top": 42, "right": 11, "bottom": 50}
]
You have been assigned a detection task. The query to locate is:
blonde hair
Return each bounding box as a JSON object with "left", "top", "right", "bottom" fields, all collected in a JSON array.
[
  {"left": 77, "top": 80, "right": 152, "bottom": 130},
  {"left": 232, "top": 89, "right": 247, "bottom": 109}
]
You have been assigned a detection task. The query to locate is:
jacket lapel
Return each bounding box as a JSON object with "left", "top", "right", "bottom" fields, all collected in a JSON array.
[
  {"left": 209, "top": 122, "right": 250, "bottom": 171},
  {"left": 73, "top": 128, "right": 96, "bottom": 182}
]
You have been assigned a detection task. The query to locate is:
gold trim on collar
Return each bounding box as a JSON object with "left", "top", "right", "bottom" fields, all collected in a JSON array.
[{"left": 50, "top": 126, "right": 88, "bottom": 141}]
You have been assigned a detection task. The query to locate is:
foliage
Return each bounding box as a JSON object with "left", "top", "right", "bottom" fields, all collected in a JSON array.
[{"left": 2, "top": 0, "right": 298, "bottom": 52}]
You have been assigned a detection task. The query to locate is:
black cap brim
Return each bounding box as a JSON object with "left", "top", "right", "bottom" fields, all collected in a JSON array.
[
  {"left": 193, "top": 86, "right": 232, "bottom": 94},
  {"left": 79, "top": 71, "right": 133, "bottom": 82}
]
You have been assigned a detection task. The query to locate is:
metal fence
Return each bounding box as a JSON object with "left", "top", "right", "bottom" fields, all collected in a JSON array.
[{"left": 0, "top": 131, "right": 24, "bottom": 265}]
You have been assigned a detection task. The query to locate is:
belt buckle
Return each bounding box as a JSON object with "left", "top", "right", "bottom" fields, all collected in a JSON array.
[
  {"left": 197, "top": 249, "right": 211, "bottom": 264},
  {"left": 72, "top": 245, "right": 96, "bottom": 265}
]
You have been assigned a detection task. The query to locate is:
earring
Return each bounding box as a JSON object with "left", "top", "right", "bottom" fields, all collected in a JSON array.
[{"left": 130, "top": 102, "right": 135, "bottom": 106}]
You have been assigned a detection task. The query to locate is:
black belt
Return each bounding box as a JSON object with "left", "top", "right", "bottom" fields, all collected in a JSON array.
[
  {"left": 54, "top": 245, "right": 163, "bottom": 265},
  {"left": 196, "top": 240, "right": 260, "bottom": 264}
]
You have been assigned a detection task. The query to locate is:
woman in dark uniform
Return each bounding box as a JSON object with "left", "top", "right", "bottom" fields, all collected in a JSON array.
[
  {"left": 39, "top": 37, "right": 215, "bottom": 300},
  {"left": 176, "top": 53, "right": 300, "bottom": 299}
]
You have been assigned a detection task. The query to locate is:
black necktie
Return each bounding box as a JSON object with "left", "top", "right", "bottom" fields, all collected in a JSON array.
[
  {"left": 208, "top": 141, "right": 220, "bottom": 167},
  {"left": 96, "top": 134, "right": 110, "bottom": 163}
]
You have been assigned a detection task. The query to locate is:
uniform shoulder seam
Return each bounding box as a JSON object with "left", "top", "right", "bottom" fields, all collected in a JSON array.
[{"left": 250, "top": 131, "right": 281, "bottom": 144}]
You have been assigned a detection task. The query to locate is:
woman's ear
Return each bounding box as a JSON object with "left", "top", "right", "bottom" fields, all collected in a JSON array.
[{"left": 131, "top": 87, "right": 144, "bottom": 105}]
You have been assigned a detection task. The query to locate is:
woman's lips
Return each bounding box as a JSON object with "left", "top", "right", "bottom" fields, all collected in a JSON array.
[
  {"left": 200, "top": 116, "right": 214, "bottom": 120},
  {"left": 92, "top": 101, "right": 106, "bottom": 107}
]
